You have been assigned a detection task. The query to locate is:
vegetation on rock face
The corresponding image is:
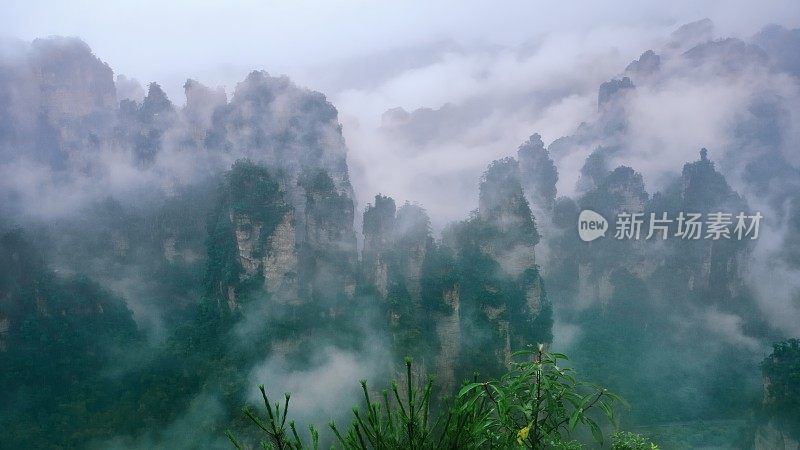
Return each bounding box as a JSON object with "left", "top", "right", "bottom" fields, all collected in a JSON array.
[
  {"left": 0, "top": 230, "right": 141, "bottom": 448},
  {"left": 228, "top": 160, "right": 289, "bottom": 230},
  {"left": 229, "top": 347, "right": 654, "bottom": 450},
  {"left": 297, "top": 167, "right": 357, "bottom": 307},
  {"left": 357, "top": 155, "right": 553, "bottom": 388},
  {"left": 0, "top": 150, "right": 783, "bottom": 450},
  {"left": 517, "top": 134, "right": 558, "bottom": 216},
  {"left": 549, "top": 150, "right": 767, "bottom": 427},
  {"left": 478, "top": 157, "right": 540, "bottom": 247},
  {"left": 760, "top": 338, "right": 800, "bottom": 440},
  {"left": 3, "top": 32, "right": 799, "bottom": 450},
  {"left": 204, "top": 159, "right": 290, "bottom": 309}
]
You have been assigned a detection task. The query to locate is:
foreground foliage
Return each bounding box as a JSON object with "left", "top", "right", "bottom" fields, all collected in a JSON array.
[
  {"left": 229, "top": 346, "right": 656, "bottom": 449},
  {"left": 610, "top": 431, "right": 659, "bottom": 450}
]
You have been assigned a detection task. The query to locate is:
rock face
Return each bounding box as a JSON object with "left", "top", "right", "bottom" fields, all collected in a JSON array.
[
  {"left": 517, "top": 134, "right": 558, "bottom": 224},
  {"left": 393, "top": 204, "right": 430, "bottom": 300},
  {"left": 566, "top": 149, "right": 753, "bottom": 308},
  {"left": 230, "top": 208, "right": 299, "bottom": 302},
  {"left": 362, "top": 197, "right": 431, "bottom": 303},
  {"left": 361, "top": 199, "right": 431, "bottom": 303},
  {"left": 206, "top": 71, "right": 353, "bottom": 201},
  {"left": 31, "top": 38, "right": 117, "bottom": 121},
  {"left": 210, "top": 161, "right": 356, "bottom": 313},
  {"left": 233, "top": 213, "right": 264, "bottom": 277},
  {"left": 590, "top": 165, "right": 648, "bottom": 214},
  {"left": 0, "top": 38, "right": 356, "bottom": 222},
  {"left": 297, "top": 169, "right": 357, "bottom": 307},
  {"left": 195, "top": 70, "right": 361, "bottom": 310},
  {"left": 569, "top": 162, "right": 651, "bottom": 307},
  {"left": 360, "top": 167, "right": 551, "bottom": 391},
  {"left": 0, "top": 36, "right": 362, "bottom": 345},
  {"left": 475, "top": 159, "right": 548, "bottom": 362},
  {"left": 625, "top": 50, "right": 661, "bottom": 77},
  {"left": 478, "top": 158, "right": 540, "bottom": 243},
  {"left": 667, "top": 149, "right": 748, "bottom": 302},
  {"left": 263, "top": 212, "right": 298, "bottom": 302},
  {"left": 542, "top": 147, "right": 767, "bottom": 424},
  {"left": 363, "top": 195, "right": 396, "bottom": 298},
  {"left": 477, "top": 158, "right": 539, "bottom": 278},
  {"left": 669, "top": 18, "right": 715, "bottom": 51},
  {"left": 434, "top": 286, "right": 461, "bottom": 392},
  {"left": 0, "top": 36, "right": 554, "bottom": 408},
  {"left": 0, "top": 37, "right": 117, "bottom": 167},
  {"left": 183, "top": 79, "right": 227, "bottom": 138},
  {"left": 439, "top": 157, "right": 551, "bottom": 380},
  {"left": 529, "top": 22, "right": 800, "bottom": 423},
  {"left": 598, "top": 76, "right": 634, "bottom": 109}
]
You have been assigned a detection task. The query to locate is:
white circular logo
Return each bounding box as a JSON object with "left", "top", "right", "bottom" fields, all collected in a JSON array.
[{"left": 578, "top": 209, "right": 608, "bottom": 242}]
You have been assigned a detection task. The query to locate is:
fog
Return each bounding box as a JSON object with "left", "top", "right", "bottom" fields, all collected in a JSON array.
[
  {"left": 2, "top": 2, "right": 800, "bottom": 448},
  {"left": 4, "top": 0, "right": 799, "bottom": 229}
]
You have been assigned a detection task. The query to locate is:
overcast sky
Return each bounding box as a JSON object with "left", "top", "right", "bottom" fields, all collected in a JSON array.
[
  {"left": 3, "top": 0, "right": 797, "bottom": 98},
  {"left": 3, "top": 0, "right": 800, "bottom": 227}
]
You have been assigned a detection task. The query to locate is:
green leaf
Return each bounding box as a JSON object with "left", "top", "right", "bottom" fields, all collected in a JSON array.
[
  {"left": 457, "top": 382, "right": 483, "bottom": 398},
  {"left": 586, "top": 417, "right": 603, "bottom": 444},
  {"left": 568, "top": 409, "right": 581, "bottom": 430}
]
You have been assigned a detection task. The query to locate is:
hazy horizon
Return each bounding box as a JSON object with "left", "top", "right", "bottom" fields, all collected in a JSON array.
[{"left": 4, "top": 0, "right": 800, "bottom": 230}]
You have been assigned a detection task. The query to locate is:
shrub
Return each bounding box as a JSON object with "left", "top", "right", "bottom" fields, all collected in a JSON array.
[
  {"left": 457, "top": 345, "right": 624, "bottom": 448},
  {"left": 228, "top": 347, "right": 644, "bottom": 449},
  {"left": 611, "top": 431, "right": 659, "bottom": 450}
]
